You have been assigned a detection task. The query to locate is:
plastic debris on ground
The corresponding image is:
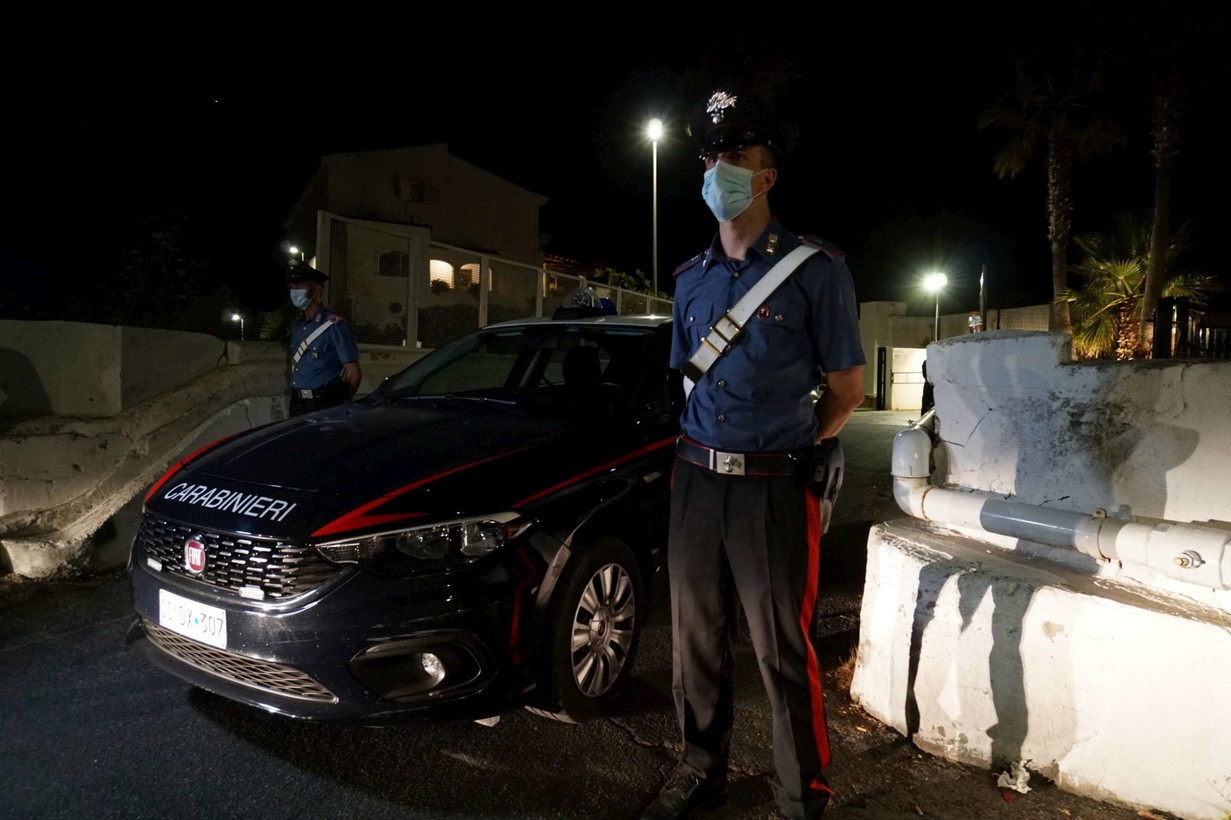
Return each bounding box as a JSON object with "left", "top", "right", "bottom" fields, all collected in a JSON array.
[{"left": 996, "top": 760, "right": 1032, "bottom": 794}]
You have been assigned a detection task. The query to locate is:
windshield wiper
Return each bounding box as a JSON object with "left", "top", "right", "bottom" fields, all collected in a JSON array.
[{"left": 442, "top": 393, "right": 519, "bottom": 406}]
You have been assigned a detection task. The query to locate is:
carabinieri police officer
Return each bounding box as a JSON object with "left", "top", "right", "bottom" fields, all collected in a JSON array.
[
  {"left": 287, "top": 261, "right": 362, "bottom": 417},
  {"left": 639, "top": 89, "right": 866, "bottom": 820}
]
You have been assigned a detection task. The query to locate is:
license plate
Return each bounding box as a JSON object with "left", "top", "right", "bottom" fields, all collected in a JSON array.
[{"left": 158, "top": 589, "right": 227, "bottom": 649}]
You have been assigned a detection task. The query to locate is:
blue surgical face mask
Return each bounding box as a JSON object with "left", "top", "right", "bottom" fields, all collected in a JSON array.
[
  {"left": 290, "top": 288, "right": 311, "bottom": 309},
  {"left": 701, "top": 160, "right": 767, "bottom": 222}
]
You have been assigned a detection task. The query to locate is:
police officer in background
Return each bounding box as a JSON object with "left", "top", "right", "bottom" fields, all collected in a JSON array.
[
  {"left": 287, "top": 261, "right": 362, "bottom": 417},
  {"left": 640, "top": 89, "right": 865, "bottom": 820}
]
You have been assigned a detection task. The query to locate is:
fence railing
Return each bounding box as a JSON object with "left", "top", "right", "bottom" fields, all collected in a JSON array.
[{"left": 1153, "top": 297, "right": 1231, "bottom": 360}]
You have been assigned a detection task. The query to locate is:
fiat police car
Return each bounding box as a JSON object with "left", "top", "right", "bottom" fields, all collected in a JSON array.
[{"left": 127, "top": 313, "right": 681, "bottom": 725}]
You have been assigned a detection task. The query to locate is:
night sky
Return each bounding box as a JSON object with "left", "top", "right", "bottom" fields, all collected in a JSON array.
[{"left": 5, "top": 6, "right": 1229, "bottom": 323}]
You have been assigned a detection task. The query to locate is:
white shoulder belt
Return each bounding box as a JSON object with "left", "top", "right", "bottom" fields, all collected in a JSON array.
[
  {"left": 681, "top": 244, "right": 820, "bottom": 382},
  {"left": 292, "top": 319, "right": 335, "bottom": 368}
]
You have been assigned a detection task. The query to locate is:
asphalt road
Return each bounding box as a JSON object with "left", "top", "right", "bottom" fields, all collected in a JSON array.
[{"left": 0, "top": 411, "right": 1148, "bottom": 819}]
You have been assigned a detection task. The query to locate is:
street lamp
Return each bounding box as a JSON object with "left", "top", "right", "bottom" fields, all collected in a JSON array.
[
  {"left": 229, "top": 312, "right": 244, "bottom": 341},
  {"left": 923, "top": 272, "right": 948, "bottom": 340},
  {"left": 647, "top": 118, "right": 663, "bottom": 298}
]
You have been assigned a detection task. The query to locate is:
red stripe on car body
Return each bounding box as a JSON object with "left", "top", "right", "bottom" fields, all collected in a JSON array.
[
  {"left": 506, "top": 546, "right": 541, "bottom": 666},
  {"left": 311, "top": 447, "right": 533, "bottom": 537},
  {"left": 512, "top": 436, "right": 676, "bottom": 507},
  {"left": 143, "top": 433, "right": 243, "bottom": 503}
]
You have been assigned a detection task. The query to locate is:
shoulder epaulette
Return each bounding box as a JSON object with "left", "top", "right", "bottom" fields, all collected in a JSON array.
[
  {"left": 329, "top": 314, "right": 344, "bottom": 324},
  {"left": 800, "top": 235, "right": 845, "bottom": 261},
  {"left": 673, "top": 252, "right": 705, "bottom": 277}
]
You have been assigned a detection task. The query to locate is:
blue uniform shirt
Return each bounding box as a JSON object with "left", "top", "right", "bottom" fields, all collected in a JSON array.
[
  {"left": 289, "top": 306, "right": 359, "bottom": 390},
  {"left": 670, "top": 218, "right": 865, "bottom": 452}
]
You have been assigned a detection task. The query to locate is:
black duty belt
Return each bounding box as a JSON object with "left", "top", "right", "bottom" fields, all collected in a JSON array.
[
  {"left": 293, "top": 384, "right": 342, "bottom": 400},
  {"left": 675, "top": 436, "right": 803, "bottom": 477}
]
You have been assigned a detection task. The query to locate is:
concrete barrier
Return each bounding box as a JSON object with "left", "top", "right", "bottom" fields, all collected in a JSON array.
[
  {"left": 851, "top": 331, "right": 1231, "bottom": 819},
  {"left": 0, "top": 321, "right": 227, "bottom": 419},
  {"left": 0, "top": 321, "right": 425, "bottom": 578}
]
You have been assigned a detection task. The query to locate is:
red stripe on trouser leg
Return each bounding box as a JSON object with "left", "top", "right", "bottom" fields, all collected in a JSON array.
[{"left": 800, "top": 484, "right": 831, "bottom": 775}]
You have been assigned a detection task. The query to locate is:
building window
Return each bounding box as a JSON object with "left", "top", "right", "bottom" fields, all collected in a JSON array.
[
  {"left": 379, "top": 250, "right": 409, "bottom": 278},
  {"left": 430, "top": 259, "right": 454, "bottom": 289},
  {"left": 394, "top": 176, "right": 441, "bottom": 205},
  {"left": 394, "top": 177, "right": 425, "bottom": 203},
  {"left": 457, "top": 263, "right": 492, "bottom": 291}
]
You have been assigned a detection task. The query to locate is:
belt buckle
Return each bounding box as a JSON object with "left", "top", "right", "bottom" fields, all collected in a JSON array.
[
  {"left": 711, "top": 450, "right": 745, "bottom": 476},
  {"left": 297, "top": 389, "right": 314, "bottom": 399}
]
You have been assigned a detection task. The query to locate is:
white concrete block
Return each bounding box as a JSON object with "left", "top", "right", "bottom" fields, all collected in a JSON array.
[
  {"left": 853, "top": 519, "right": 1231, "bottom": 820},
  {"left": 0, "top": 321, "right": 123, "bottom": 417},
  {"left": 0, "top": 320, "right": 228, "bottom": 419},
  {"left": 926, "top": 332, "right": 1231, "bottom": 523}
]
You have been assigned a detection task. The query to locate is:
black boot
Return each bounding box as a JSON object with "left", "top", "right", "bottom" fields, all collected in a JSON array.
[{"left": 639, "top": 765, "right": 727, "bottom": 820}]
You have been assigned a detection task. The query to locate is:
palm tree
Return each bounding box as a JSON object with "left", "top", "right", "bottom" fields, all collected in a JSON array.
[
  {"left": 1129, "top": 8, "right": 1228, "bottom": 356},
  {"left": 1060, "top": 211, "right": 1217, "bottom": 360},
  {"left": 1139, "top": 70, "right": 1184, "bottom": 356},
  {"left": 979, "top": 33, "right": 1126, "bottom": 335}
]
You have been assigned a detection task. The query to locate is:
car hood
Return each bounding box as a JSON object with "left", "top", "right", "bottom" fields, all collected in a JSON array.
[{"left": 143, "top": 399, "right": 615, "bottom": 540}]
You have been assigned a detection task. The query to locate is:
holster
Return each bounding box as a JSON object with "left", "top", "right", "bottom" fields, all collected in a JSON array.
[{"left": 809, "top": 437, "right": 844, "bottom": 534}]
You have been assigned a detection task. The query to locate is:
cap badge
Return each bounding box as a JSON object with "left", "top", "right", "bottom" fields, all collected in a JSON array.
[{"left": 706, "top": 91, "right": 738, "bottom": 124}]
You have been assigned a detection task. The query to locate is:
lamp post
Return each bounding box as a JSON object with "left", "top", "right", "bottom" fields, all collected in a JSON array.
[
  {"left": 647, "top": 118, "right": 663, "bottom": 298},
  {"left": 230, "top": 312, "right": 244, "bottom": 341},
  {"left": 979, "top": 264, "right": 987, "bottom": 331},
  {"left": 923, "top": 272, "right": 948, "bottom": 340}
]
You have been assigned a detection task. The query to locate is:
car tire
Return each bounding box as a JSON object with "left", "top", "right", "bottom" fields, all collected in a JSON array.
[{"left": 525, "top": 535, "right": 646, "bottom": 723}]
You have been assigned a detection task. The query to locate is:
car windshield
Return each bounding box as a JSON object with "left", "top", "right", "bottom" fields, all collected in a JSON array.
[{"left": 367, "top": 323, "right": 660, "bottom": 416}]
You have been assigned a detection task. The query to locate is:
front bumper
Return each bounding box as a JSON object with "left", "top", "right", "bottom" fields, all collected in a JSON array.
[{"left": 127, "top": 544, "right": 541, "bottom": 724}]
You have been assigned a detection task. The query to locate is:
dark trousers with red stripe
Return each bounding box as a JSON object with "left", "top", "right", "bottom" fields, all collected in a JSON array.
[{"left": 667, "top": 457, "right": 832, "bottom": 818}]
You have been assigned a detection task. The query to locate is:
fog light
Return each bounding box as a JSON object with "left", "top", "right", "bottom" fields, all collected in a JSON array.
[
  {"left": 349, "top": 636, "right": 486, "bottom": 702},
  {"left": 420, "top": 652, "right": 444, "bottom": 684}
]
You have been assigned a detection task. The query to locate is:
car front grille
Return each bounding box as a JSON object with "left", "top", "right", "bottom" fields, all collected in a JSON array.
[
  {"left": 143, "top": 620, "right": 337, "bottom": 703},
  {"left": 136, "top": 513, "right": 342, "bottom": 600}
]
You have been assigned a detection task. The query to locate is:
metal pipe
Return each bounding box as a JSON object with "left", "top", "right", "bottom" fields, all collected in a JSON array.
[{"left": 891, "top": 421, "right": 1231, "bottom": 590}]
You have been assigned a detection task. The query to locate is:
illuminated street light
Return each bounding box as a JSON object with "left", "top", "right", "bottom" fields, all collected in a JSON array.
[
  {"left": 229, "top": 312, "right": 245, "bottom": 341},
  {"left": 923, "top": 272, "right": 948, "bottom": 340},
  {"left": 647, "top": 118, "right": 663, "bottom": 298}
]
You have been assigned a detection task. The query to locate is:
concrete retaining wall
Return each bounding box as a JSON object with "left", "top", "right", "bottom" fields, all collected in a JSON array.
[
  {"left": 927, "top": 330, "right": 1231, "bottom": 524},
  {"left": 0, "top": 321, "right": 225, "bottom": 419},
  {"left": 851, "top": 330, "right": 1231, "bottom": 819},
  {"left": 854, "top": 519, "right": 1231, "bottom": 819},
  {"left": 0, "top": 321, "right": 426, "bottom": 578}
]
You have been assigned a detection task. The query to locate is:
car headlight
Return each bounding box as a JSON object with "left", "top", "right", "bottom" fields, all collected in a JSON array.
[{"left": 314, "top": 512, "right": 529, "bottom": 573}]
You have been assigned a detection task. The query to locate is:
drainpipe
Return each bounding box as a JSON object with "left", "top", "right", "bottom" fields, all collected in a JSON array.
[{"left": 891, "top": 415, "right": 1231, "bottom": 591}]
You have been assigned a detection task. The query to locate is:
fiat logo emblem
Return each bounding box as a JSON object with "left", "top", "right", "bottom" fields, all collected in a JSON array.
[{"left": 183, "top": 537, "right": 207, "bottom": 574}]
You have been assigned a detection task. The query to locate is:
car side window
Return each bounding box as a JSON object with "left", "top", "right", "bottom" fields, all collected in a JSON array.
[
  {"left": 631, "top": 339, "right": 683, "bottom": 420},
  {"left": 417, "top": 337, "right": 521, "bottom": 395},
  {"left": 552, "top": 341, "right": 611, "bottom": 388}
]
